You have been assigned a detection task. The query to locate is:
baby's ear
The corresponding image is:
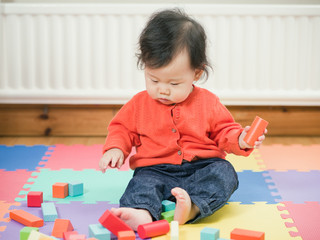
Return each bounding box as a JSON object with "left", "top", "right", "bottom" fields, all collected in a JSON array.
[{"left": 194, "top": 69, "right": 204, "bottom": 81}]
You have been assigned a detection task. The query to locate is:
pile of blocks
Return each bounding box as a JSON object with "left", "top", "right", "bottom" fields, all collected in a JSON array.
[
  {"left": 10, "top": 182, "right": 86, "bottom": 240},
  {"left": 10, "top": 181, "right": 265, "bottom": 240}
]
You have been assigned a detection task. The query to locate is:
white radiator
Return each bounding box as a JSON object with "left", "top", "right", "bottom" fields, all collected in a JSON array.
[{"left": 0, "top": 4, "right": 320, "bottom": 105}]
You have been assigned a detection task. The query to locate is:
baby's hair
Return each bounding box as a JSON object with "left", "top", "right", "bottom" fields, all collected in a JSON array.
[{"left": 137, "top": 8, "right": 211, "bottom": 80}]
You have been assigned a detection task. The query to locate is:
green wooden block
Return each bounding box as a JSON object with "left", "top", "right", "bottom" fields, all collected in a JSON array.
[
  {"left": 160, "top": 209, "right": 175, "bottom": 223},
  {"left": 20, "top": 227, "right": 39, "bottom": 240}
]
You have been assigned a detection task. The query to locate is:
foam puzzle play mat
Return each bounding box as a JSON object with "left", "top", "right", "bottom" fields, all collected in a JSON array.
[{"left": 0, "top": 144, "right": 319, "bottom": 240}]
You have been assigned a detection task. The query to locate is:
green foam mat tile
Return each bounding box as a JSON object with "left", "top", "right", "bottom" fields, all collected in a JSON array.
[{"left": 15, "top": 169, "right": 133, "bottom": 204}]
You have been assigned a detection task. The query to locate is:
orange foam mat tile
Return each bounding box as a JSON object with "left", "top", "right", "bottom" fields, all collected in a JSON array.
[
  {"left": 255, "top": 144, "right": 320, "bottom": 171},
  {"left": 0, "top": 201, "right": 20, "bottom": 235}
]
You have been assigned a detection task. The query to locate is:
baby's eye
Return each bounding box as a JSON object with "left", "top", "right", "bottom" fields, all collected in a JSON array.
[{"left": 170, "top": 82, "right": 179, "bottom": 86}]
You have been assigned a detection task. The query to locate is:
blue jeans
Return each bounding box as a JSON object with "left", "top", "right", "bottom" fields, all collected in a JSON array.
[{"left": 120, "top": 158, "right": 238, "bottom": 223}]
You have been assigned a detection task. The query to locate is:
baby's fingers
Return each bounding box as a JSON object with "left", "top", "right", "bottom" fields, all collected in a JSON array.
[{"left": 99, "top": 158, "right": 111, "bottom": 173}]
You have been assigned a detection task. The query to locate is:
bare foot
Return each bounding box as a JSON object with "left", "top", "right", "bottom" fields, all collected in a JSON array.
[
  {"left": 171, "top": 187, "right": 200, "bottom": 224},
  {"left": 111, "top": 207, "right": 153, "bottom": 231}
]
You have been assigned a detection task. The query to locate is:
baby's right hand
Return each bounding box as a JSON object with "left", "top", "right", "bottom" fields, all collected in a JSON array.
[{"left": 99, "top": 148, "right": 124, "bottom": 173}]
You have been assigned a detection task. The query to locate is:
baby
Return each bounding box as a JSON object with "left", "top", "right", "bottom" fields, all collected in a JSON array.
[{"left": 99, "top": 9, "right": 266, "bottom": 230}]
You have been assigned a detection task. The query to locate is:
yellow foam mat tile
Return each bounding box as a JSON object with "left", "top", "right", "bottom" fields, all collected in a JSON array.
[
  {"left": 153, "top": 202, "right": 297, "bottom": 240},
  {"left": 226, "top": 149, "right": 265, "bottom": 172}
]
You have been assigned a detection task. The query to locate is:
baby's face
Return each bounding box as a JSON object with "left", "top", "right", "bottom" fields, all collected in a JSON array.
[{"left": 145, "top": 50, "right": 203, "bottom": 105}]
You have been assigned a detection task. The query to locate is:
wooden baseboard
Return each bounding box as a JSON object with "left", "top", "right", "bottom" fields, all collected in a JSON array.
[{"left": 0, "top": 104, "right": 319, "bottom": 136}]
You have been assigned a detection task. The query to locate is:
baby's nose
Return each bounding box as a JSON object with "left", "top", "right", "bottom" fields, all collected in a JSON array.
[{"left": 159, "top": 87, "right": 170, "bottom": 95}]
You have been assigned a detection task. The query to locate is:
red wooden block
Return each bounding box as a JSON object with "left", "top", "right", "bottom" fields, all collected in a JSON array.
[
  {"left": 52, "top": 219, "right": 74, "bottom": 238},
  {"left": 27, "top": 191, "right": 43, "bottom": 207},
  {"left": 243, "top": 116, "right": 269, "bottom": 146},
  {"left": 52, "top": 183, "right": 69, "bottom": 198},
  {"left": 231, "top": 228, "right": 265, "bottom": 240},
  {"left": 9, "top": 209, "right": 44, "bottom": 227},
  {"left": 137, "top": 220, "right": 170, "bottom": 239},
  {"left": 118, "top": 230, "right": 136, "bottom": 240},
  {"left": 98, "top": 209, "right": 132, "bottom": 237}
]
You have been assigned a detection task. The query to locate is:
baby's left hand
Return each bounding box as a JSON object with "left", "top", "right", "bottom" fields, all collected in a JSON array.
[{"left": 239, "top": 126, "right": 267, "bottom": 149}]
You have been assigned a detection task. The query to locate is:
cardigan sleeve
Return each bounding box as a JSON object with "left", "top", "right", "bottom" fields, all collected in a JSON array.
[
  {"left": 209, "top": 98, "right": 253, "bottom": 156},
  {"left": 102, "top": 96, "right": 141, "bottom": 159}
]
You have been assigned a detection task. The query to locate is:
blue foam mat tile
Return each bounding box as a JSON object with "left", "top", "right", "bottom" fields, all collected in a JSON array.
[
  {"left": 229, "top": 170, "right": 281, "bottom": 204},
  {"left": 0, "top": 145, "right": 54, "bottom": 171}
]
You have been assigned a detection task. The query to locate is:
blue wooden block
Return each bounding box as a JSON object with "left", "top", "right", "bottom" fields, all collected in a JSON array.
[
  {"left": 69, "top": 181, "right": 83, "bottom": 197},
  {"left": 89, "top": 223, "right": 110, "bottom": 240},
  {"left": 162, "top": 200, "right": 175, "bottom": 212},
  {"left": 41, "top": 202, "right": 58, "bottom": 222},
  {"left": 200, "top": 227, "right": 220, "bottom": 240}
]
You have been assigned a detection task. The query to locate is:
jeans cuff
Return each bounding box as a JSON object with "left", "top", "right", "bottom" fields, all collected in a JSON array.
[{"left": 187, "top": 197, "right": 212, "bottom": 223}]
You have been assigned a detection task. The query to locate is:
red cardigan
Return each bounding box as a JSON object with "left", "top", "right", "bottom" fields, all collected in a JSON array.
[{"left": 103, "top": 86, "right": 253, "bottom": 169}]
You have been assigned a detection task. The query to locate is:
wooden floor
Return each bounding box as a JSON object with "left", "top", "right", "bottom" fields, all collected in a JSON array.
[{"left": 1, "top": 136, "right": 320, "bottom": 146}]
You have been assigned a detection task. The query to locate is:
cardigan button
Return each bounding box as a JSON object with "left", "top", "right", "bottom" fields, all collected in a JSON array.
[
  {"left": 172, "top": 128, "right": 177, "bottom": 133},
  {"left": 178, "top": 150, "right": 182, "bottom": 155}
]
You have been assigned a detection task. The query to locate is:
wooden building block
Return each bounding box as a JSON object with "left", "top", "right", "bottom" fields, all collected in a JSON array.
[
  {"left": 160, "top": 210, "right": 175, "bottom": 223},
  {"left": 27, "top": 230, "right": 55, "bottom": 240},
  {"left": 170, "top": 221, "right": 179, "bottom": 240},
  {"left": 27, "top": 192, "right": 43, "bottom": 207},
  {"left": 161, "top": 200, "right": 175, "bottom": 212},
  {"left": 231, "top": 228, "right": 265, "bottom": 240},
  {"left": 68, "top": 182, "right": 83, "bottom": 197},
  {"left": 99, "top": 210, "right": 132, "bottom": 236},
  {"left": 52, "top": 183, "right": 69, "bottom": 198},
  {"left": 200, "top": 227, "right": 220, "bottom": 240},
  {"left": 41, "top": 202, "right": 58, "bottom": 222},
  {"left": 63, "top": 231, "right": 78, "bottom": 240},
  {"left": 89, "top": 224, "right": 110, "bottom": 240},
  {"left": 10, "top": 209, "right": 44, "bottom": 227},
  {"left": 52, "top": 219, "right": 74, "bottom": 238},
  {"left": 137, "top": 220, "right": 170, "bottom": 239},
  {"left": 118, "top": 230, "right": 136, "bottom": 240},
  {"left": 69, "top": 234, "right": 86, "bottom": 240},
  {"left": 243, "top": 116, "right": 268, "bottom": 146},
  {"left": 20, "top": 227, "right": 38, "bottom": 240}
]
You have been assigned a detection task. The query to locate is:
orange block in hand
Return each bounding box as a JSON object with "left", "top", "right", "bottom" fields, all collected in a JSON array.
[
  {"left": 243, "top": 116, "right": 268, "bottom": 146},
  {"left": 52, "top": 183, "right": 69, "bottom": 198},
  {"left": 9, "top": 209, "right": 44, "bottom": 227}
]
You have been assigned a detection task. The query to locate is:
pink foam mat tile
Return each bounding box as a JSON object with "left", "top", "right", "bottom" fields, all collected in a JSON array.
[
  {"left": 256, "top": 144, "right": 320, "bottom": 171},
  {"left": 40, "top": 144, "right": 132, "bottom": 171},
  {"left": 0, "top": 169, "right": 33, "bottom": 202},
  {"left": 278, "top": 201, "right": 320, "bottom": 240}
]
